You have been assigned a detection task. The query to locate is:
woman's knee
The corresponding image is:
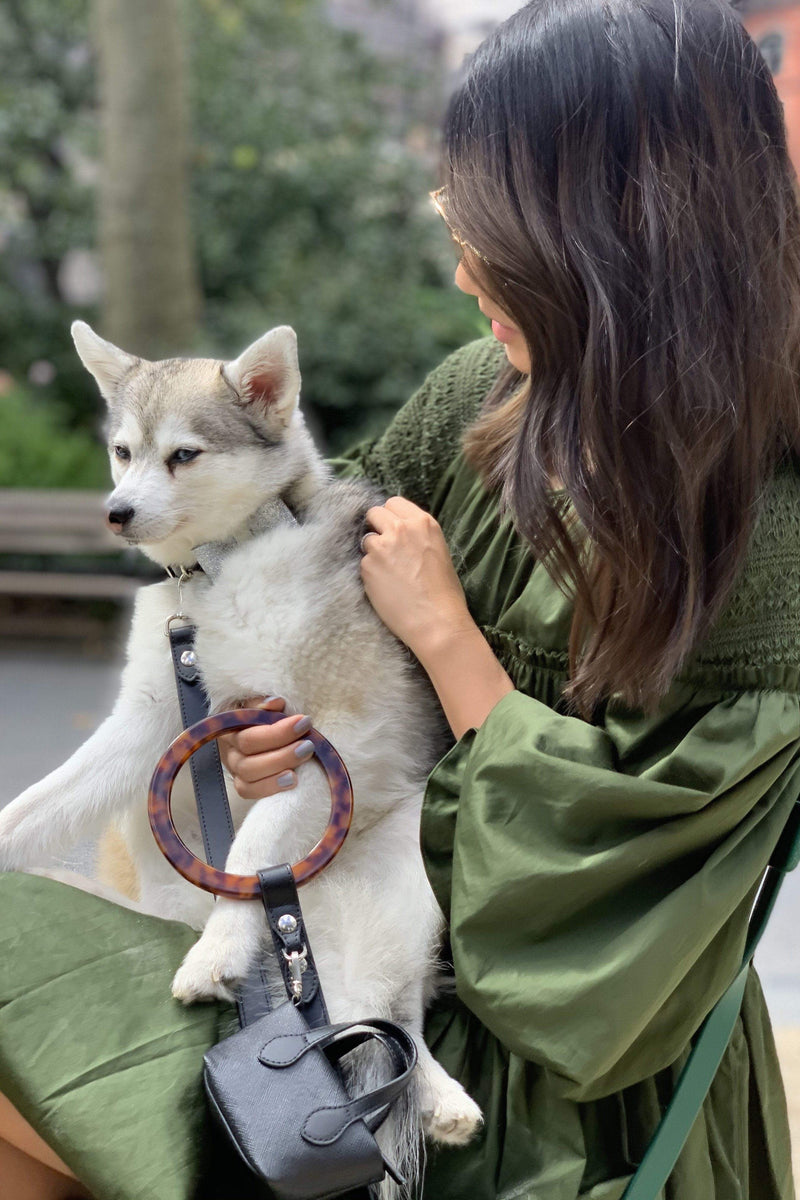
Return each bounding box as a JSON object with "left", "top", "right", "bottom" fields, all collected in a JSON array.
[
  {"left": 0, "top": 1090, "right": 81, "bottom": 1181},
  {"left": 0, "top": 1133, "right": 93, "bottom": 1199}
]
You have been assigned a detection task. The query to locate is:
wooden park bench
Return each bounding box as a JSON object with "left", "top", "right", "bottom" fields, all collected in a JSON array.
[{"left": 0, "top": 489, "right": 158, "bottom": 601}]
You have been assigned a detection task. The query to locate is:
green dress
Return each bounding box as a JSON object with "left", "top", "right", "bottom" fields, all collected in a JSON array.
[{"left": 0, "top": 337, "right": 798, "bottom": 1199}]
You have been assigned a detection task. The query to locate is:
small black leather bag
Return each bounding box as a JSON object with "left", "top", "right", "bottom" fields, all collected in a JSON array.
[{"left": 204, "top": 1006, "right": 415, "bottom": 1200}]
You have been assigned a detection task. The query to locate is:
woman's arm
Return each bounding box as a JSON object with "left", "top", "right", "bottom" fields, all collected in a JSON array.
[{"left": 415, "top": 623, "right": 515, "bottom": 740}]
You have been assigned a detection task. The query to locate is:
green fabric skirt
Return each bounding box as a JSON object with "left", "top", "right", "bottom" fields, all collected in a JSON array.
[
  {"left": 0, "top": 872, "right": 794, "bottom": 1200},
  {"left": 0, "top": 873, "right": 261, "bottom": 1200}
]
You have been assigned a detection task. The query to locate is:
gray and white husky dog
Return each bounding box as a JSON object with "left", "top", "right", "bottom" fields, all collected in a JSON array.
[{"left": 0, "top": 322, "right": 482, "bottom": 1187}]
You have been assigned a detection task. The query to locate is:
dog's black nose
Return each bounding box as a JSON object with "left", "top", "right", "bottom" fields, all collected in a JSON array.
[{"left": 107, "top": 505, "right": 135, "bottom": 531}]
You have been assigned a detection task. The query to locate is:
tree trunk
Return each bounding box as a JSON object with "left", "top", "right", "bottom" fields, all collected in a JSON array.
[{"left": 94, "top": 0, "right": 201, "bottom": 357}]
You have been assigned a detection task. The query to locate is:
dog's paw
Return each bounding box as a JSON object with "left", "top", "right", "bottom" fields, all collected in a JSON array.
[
  {"left": 171, "top": 934, "right": 251, "bottom": 1005},
  {"left": 420, "top": 1077, "right": 483, "bottom": 1146}
]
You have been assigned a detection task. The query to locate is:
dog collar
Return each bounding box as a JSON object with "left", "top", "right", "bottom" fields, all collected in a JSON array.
[{"left": 165, "top": 497, "right": 298, "bottom": 583}]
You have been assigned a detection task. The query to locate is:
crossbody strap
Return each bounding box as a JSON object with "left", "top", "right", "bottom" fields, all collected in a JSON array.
[{"left": 622, "top": 798, "right": 800, "bottom": 1199}]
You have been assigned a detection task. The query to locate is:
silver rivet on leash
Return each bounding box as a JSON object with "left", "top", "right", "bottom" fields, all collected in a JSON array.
[
  {"left": 180, "top": 649, "right": 198, "bottom": 667},
  {"left": 278, "top": 913, "right": 298, "bottom": 934}
]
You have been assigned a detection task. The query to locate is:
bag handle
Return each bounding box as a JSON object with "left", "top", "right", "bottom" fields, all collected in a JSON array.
[
  {"left": 259, "top": 1018, "right": 416, "bottom": 1069},
  {"left": 621, "top": 797, "right": 800, "bottom": 1199}
]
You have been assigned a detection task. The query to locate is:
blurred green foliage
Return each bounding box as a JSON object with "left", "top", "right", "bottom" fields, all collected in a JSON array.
[
  {"left": 0, "top": 0, "right": 99, "bottom": 428},
  {"left": 0, "top": 0, "right": 486, "bottom": 461},
  {"left": 0, "top": 388, "right": 108, "bottom": 487},
  {"left": 187, "top": 0, "right": 486, "bottom": 447}
]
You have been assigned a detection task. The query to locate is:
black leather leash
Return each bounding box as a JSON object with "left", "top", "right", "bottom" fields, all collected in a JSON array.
[
  {"left": 168, "top": 622, "right": 378, "bottom": 1199},
  {"left": 168, "top": 625, "right": 236, "bottom": 867},
  {"left": 258, "top": 863, "right": 329, "bottom": 1030},
  {"left": 168, "top": 623, "right": 272, "bottom": 1028}
]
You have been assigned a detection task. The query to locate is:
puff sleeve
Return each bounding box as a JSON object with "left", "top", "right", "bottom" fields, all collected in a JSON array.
[{"left": 421, "top": 681, "right": 800, "bottom": 1103}]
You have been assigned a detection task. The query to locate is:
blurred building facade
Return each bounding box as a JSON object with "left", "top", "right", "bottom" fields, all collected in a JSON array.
[
  {"left": 325, "top": 0, "right": 440, "bottom": 60},
  {"left": 741, "top": 1, "right": 800, "bottom": 172},
  {"left": 327, "top": 0, "right": 800, "bottom": 178},
  {"left": 325, "top": 0, "right": 522, "bottom": 78},
  {"left": 414, "top": 0, "right": 521, "bottom": 74}
]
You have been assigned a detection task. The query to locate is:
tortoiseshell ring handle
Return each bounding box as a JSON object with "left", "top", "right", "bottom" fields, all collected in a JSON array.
[{"left": 147, "top": 709, "right": 353, "bottom": 899}]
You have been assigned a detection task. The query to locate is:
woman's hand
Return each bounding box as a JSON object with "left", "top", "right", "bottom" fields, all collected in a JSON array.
[
  {"left": 217, "top": 696, "right": 315, "bottom": 799},
  {"left": 361, "top": 496, "right": 515, "bottom": 739},
  {"left": 360, "top": 496, "right": 473, "bottom": 658}
]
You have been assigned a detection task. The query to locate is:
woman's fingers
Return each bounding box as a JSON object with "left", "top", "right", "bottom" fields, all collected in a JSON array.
[
  {"left": 382, "top": 495, "right": 420, "bottom": 516},
  {"left": 218, "top": 695, "right": 283, "bottom": 757},
  {"left": 364, "top": 498, "right": 435, "bottom": 548},
  {"left": 229, "top": 734, "right": 315, "bottom": 785},
  {"left": 364, "top": 504, "right": 401, "bottom": 534},
  {"left": 217, "top": 695, "right": 315, "bottom": 800},
  {"left": 362, "top": 500, "right": 409, "bottom": 554},
  {"left": 228, "top": 763, "right": 302, "bottom": 802}
]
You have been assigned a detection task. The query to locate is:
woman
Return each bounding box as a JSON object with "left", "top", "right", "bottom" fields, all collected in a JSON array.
[{"left": 2, "top": 0, "right": 800, "bottom": 1196}]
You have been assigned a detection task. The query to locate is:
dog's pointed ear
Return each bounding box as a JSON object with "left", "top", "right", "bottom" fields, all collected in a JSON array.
[
  {"left": 71, "top": 321, "right": 140, "bottom": 403},
  {"left": 222, "top": 326, "right": 301, "bottom": 429}
]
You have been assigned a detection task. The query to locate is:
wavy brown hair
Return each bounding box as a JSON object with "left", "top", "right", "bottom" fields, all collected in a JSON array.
[{"left": 440, "top": 0, "right": 800, "bottom": 718}]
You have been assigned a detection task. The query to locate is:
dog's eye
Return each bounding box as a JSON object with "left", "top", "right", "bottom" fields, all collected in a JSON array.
[
  {"left": 169, "top": 448, "right": 202, "bottom": 466},
  {"left": 113, "top": 445, "right": 131, "bottom": 461}
]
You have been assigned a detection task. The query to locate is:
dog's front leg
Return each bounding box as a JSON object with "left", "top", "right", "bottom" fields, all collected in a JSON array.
[
  {"left": 171, "top": 783, "right": 314, "bottom": 1004},
  {"left": 0, "top": 694, "right": 181, "bottom": 873}
]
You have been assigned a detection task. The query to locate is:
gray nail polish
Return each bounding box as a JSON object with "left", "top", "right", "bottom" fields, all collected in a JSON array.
[
  {"left": 294, "top": 739, "right": 315, "bottom": 760},
  {"left": 294, "top": 715, "right": 312, "bottom": 734},
  {"left": 277, "top": 771, "right": 295, "bottom": 789}
]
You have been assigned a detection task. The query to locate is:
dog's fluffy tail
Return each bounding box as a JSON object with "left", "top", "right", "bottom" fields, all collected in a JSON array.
[
  {"left": 376, "top": 1081, "right": 425, "bottom": 1200},
  {"left": 342, "top": 1043, "right": 424, "bottom": 1200}
]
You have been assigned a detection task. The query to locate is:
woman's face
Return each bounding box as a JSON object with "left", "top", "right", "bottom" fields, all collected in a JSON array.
[{"left": 455, "top": 260, "right": 531, "bottom": 374}]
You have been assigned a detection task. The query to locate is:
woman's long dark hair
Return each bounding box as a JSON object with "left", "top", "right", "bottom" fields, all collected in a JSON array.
[{"left": 441, "top": 0, "right": 800, "bottom": 718}]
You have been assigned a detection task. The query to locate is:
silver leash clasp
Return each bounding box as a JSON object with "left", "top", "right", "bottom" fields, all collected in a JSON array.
[
  {"left": 164, "top": 566, "right": 195, "bottom": 637},
  {"left": 282, "top": 945, "right": 309, "bottom": 1004}
]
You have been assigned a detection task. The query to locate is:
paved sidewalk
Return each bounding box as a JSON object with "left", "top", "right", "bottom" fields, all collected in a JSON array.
[
  {"left": 756, "top": 863, "right": 800, "bottom": 1184},
  {"left": 774, "top": 1030, "right": 800, "bottom": 1186}
]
